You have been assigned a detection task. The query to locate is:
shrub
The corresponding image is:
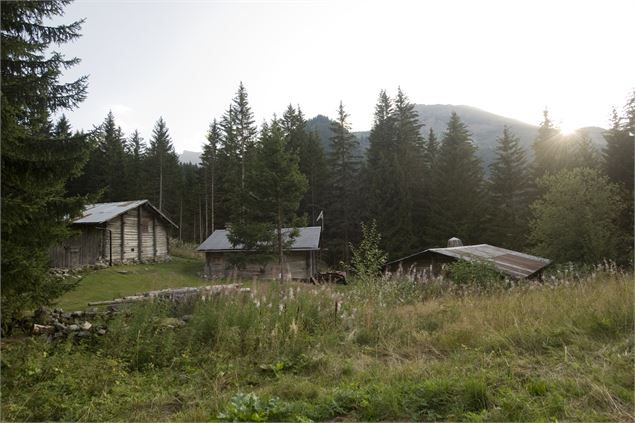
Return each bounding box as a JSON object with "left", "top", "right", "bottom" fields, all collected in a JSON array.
[{"left": 446, "top": 260, "right": 503, "bottom": 287}]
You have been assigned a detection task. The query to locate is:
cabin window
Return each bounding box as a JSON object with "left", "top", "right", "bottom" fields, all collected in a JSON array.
[
  {"left": 142, "top": 223, "right": 150, "bottom": 232},
  {"left": 212, "top": 256, "right": 222, "bottom": 264}
]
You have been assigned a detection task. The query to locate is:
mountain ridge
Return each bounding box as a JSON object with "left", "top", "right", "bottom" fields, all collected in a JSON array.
[{"left": 179, "top": 105, "right": 607, "bottom": 166}]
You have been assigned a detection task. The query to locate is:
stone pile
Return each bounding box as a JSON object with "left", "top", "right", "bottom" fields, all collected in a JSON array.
[{"left": 32, "top": 306, "right": 113, "bottom": 341}]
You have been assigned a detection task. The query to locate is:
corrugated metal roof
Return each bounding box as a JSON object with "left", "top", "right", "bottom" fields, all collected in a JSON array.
[
  {"left": 197, "top": 226, "right": 321, "bottom": 251},
  {"left": 73, "top": 200, "right": 178, "bottom": 228},
  {"left": 387, "top": 244, "right": 551, "bottom": 279}
]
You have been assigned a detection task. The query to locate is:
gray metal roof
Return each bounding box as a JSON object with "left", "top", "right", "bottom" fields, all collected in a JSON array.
[
  {"left": 197, "top": 226, "right": 321, "bottom": 252},
  {"left": 387, "top": 244, "right": 551, "bottom": 279},
  {"left": 73, "top": 200, "right": 178, "bottom": 228}
]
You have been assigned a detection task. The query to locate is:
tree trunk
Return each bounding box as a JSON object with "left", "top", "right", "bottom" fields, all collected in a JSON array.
[
  {"left": 159, "top": 154, "right": 163, "bottom": 211},
  {"left": 278, "top": 206, "right": 283, "bottom": 283},
  {"left": 179, "top": 198, "right": 183, "bottom": 241}
]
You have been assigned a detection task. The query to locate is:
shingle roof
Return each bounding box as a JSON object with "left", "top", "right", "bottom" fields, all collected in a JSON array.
[
  {"left": 197, "top": 226, "right": 321, "bottom": 252},
  {"left": 73, "top": 200, "right": 178, "bottom": 228},
  {"left": 386, "top": 244, "right": 551, "bottom": 279}
]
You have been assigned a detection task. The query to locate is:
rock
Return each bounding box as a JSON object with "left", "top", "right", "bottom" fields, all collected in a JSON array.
[
  {"left": 52, "top": 332, "right": 65, "bottom": 339},
  {"left": 33, "top": 324, "right": 55, "bottom": 334},
  {"left": 158, "top": 317, "right": 186, "bottom": 328},
  {"left": 53, "top": 321, "right": 67, "bottom": 331},
  {"left": 77, "top": 331, "right": 91, "bottom": 338},
  {"left": 68, "top": 324, "right": 80, "bottom": 332},
  {"left": 116, "top": 270, "right": 129, "bottom": 275},
  {"left": 71, "top": 311, "right": 84, "bottom": 318},
  {"left": 181, "top": 314, "right": 193, "bottom": 322},
  {"left": 62, "top": 313, "right": 72, "bottom": 320},
  {"left": 97, "top": 329, "right": 107, "bottom": 336},
  {"left": 80, "top": 321, "right": 92, "bottom": 331}
]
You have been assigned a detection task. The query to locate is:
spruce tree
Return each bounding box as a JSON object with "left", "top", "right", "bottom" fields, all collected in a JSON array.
[
  {"left": 228, "top": 120, "right": 308, "bottom": 281},
  {"left": 145, "top": 117, "right": 180, "bottom": 218},
  {"left": 488, "top": 126, "right": 532, "bottom": 249},
  {"left": 532, "top": 109, "right": 570, "bottom": 180},
  {"left": 201, "top": 119, "right": 221, "bottom": 236},
  {"left": 424, "top": 128, "right": 439, "bottom": 168},
  {"left": 96, "top": 111, "right": 129, "bottom": 201},
  {"left": 327, "top": 101, "right": 360, "bottom": 263},
  {"left": 429, "top": 112, "right": 486, "bottom": 245},
  {"left": 126, "top": 130, "right": 146, "bottom": 199},
  {"left": 219, "top": 83, "right": 258, "bottom": 223},
  {"left": 1, "top": 0, "right": 91, "bottom": 327},
  {"left": 571, "top": 130, "right": 601, "bottom": 170}
]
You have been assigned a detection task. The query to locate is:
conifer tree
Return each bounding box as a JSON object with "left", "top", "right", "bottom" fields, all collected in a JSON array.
[
  {"left": 219, "top": 83, "right": 258, "bottom": 223},
  {"left": 201, "top": 119, "right": 221, "bottom": 236},
  {"left": 327, "top": 102, "right": 361, "bottom": 263},
  {"left": 424, "top": 128, "right": 439, "bottom": 168},
  {"left": 95, "top": 111, "right": 129, "bottom": 201},
  {"left": 229, "top": 120, "right": 308, "bottom": 281},
  {"left": 280, "top": 104, "right": 327, "bottom": 223},
  {"left": 1, "top": 0, "right": 91, "bottom": 327},
  {"left": 429, "top": 112, "right": 486, "bottom": 245},
  {"left": 126, "top": 130, "right": 146, "bottom": 199},
  {"left": 532, "top": 109, "right": 569, "bottom": 180},
  {"left": 488, "top": 126, "right": 532, "bottom": 249},
  {"left": 571, "top": 130, "right": 601, "bottom": 170},
  {"left": 604, "top": 100, "right": 634, "bottom": 193},
  {"left": 145, "top": 117, "right": 180, "bottom": 218}
]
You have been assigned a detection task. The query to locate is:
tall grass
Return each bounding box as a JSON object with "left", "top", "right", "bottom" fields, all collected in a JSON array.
[{"left": 2, "top": 268, "right": 633, "bottom": 421}]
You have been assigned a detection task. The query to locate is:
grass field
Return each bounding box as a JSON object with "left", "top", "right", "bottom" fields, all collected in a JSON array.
[
  {"left": 2, "top": 263, "right": 633, "bottom": 421},
  {"left": 53, "top": 256, "right": 207, "bottom": 310}
]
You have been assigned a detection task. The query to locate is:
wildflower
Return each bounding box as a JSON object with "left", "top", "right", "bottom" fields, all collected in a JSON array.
[{"left": 290, "top": 319, "right": 298, "bottom": 335}]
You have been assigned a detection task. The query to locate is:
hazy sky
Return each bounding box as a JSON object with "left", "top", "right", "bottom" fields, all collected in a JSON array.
[{"left": 54, "top": 0, "right": 635, "bottom": 153}]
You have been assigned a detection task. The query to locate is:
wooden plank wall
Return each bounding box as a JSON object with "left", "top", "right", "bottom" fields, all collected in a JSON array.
[
  {"left": 204, "top": 251, "right": 311, "bottom": 280},
  {"left": 49, "top": 227, "right": 103, "bottom": 268}
]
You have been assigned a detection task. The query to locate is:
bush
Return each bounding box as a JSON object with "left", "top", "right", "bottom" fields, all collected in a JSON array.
[{"left": 446, "top": 260, "right": 503, "bottom": 286}]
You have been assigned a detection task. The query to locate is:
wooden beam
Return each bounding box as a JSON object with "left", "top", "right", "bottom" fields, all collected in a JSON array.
[
  {"left": 152, "top": 215, "right": 157, "bottom": 259},
  {"left": 120, "top": 214, "right": 124, "bottom": 262},
  {"left": 137, "top": 206, "right": 142, "bottom": 262}
]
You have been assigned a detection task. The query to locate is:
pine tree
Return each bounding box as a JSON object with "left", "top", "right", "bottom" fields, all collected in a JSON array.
[
  {"left": 219, "top": 83, "right": 258, "bottom": 223},
  {"left": 327, "top": 101, "right": 361, "bottom": 263},
  {"left": 145, "top": 117, "right": 181, "bottom": 218},
  {"left": 571, "top": 130, "right": 601, "bottom": 170},
  {"left": 429, "top": 112, "right": 486, "bottom": 245},
  {"left": 280, "top": 104, "right": 327, "bottom": 223},
  {"left": 604, "top": 101, "right": 634, "bottom": 193},
  {"left": 532, "top": 109, "right": 570, "bottom": 180},
  {"left": 201, "top": 119, "right": 221, "bottom": 236},
  {"left": 96, "top": 111, "right": 129, "bottom": 200},
  {"left": 424, "top": 128, "right": 439, "bottom": 168},
  {"left": 228, "top": 120, "right": 308, "bottom": 281},
  {"left": 488, "top": 126, "right": 532, "bottom": 249},
  {"left": 1, "top": 0, "right": 91, "bottom": 327},
  {"left": 126, "top": 130, "right": 146, "bottom": 199}
]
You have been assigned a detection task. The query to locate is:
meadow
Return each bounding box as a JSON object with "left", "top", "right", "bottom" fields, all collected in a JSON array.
[{"left": 1, "top": 261, "right": 633, "bottom": 422}]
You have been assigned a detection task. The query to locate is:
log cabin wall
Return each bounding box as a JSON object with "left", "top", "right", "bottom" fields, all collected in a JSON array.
[
  {"left": 204, "top": 251, "right": 313, "bottom": 280},
  {"left": 49, "top": 226, "right": 103, "bottom": 268}
]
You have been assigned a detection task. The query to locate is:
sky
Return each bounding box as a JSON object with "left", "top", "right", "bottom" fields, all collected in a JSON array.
[{"left": 53, "top": 0, "right": 635, "bottom": 153}]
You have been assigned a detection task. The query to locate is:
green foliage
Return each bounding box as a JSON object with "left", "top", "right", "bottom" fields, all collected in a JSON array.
[
  {"left": 530, "top": 167, "right": 627, "bottom": 264},
  {"left": 532, "top": 109, "right": 569, "bottom": 180},
  {"left": 362, "top": 89, "right": 426, "bottom": 259},
  {"left": 348, "top": 221, "right": 387, "bottom": 282},
  {"left": 428, "top": 112, "right": 486, "bottom": 245},
  {"left": 1, "top": 0, "right": 91, "bottom": 328},
  {"left": 326, "top": 101, "right": 361, "bottom": 263},
  {"left": 487, "top": 126, "right": 532, "bottom": 249},
  {"left": 446, "top": 260, "right": 503, "bottom": 286},
  {"left": 215, "top": 393, "right": 304, "bottom": 422}
]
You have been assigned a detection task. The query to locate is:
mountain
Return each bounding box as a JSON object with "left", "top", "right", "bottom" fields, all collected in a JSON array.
[
  {"left": 181, "top": 106, "right": 607, "bottom": 168},
  {"left": 307, "top": 105, "right": 606, "bottom": 167},
  {"left": 179, "top": 150, "right": 202, "bottom": 165}
]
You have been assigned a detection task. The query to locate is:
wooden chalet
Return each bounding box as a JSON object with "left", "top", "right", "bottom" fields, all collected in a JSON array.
[
  {"left": 197, "top": 226, "right": 321, "bottom": 280},
  {"left": 50, "top": 200, "right": 178, "bottom": 268}
]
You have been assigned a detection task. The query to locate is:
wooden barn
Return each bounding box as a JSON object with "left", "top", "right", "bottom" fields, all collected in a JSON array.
[
  {"left": 383, "top": 238, "right": 551, "bottom": 279},
  {"left": 50, "top": 200, "right": 178, "bottom": 268},
  {"left": 197, "top": 226, "right": 321, "bottom": 280}
]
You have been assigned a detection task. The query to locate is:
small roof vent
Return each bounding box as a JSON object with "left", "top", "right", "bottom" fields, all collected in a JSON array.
[{"left": 447, "top": 237, "right": 463, "bottom": 247}]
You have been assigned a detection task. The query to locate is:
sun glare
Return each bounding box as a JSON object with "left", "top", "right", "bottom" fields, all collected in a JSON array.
[{"left": 559, "top": 121, "right": 577, "bottom": 135}]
